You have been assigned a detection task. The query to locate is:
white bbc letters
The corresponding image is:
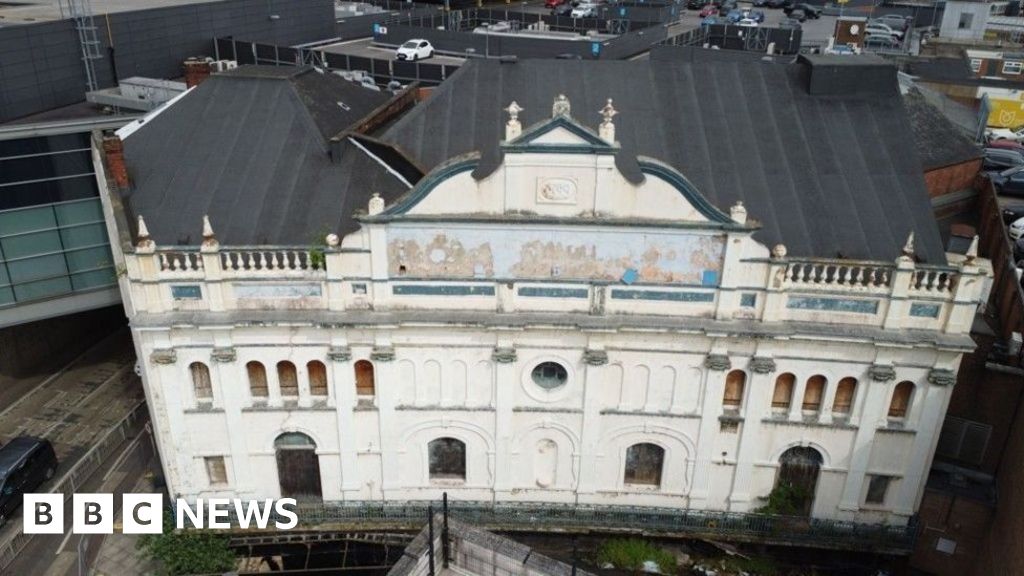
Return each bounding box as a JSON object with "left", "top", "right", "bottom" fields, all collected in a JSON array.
[
  {"left": 72, "top": 493, "right": 114, "bottom": 534},
  {"left": 122, "top": 493, "right": 163, "bottom": 534}
]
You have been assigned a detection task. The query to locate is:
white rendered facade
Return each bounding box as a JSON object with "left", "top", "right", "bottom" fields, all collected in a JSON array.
[{"left": 97, "top": 99, "right": 989, "bottom": 527}]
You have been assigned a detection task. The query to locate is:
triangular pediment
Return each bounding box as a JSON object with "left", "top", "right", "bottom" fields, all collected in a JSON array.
[{"left": 503, "top": 114, "right": 616, "bottom": 152}]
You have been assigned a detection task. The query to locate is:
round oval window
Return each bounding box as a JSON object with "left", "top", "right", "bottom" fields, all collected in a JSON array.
[{"left": 531, "top": 362, "right": 568, "bottom": 390}]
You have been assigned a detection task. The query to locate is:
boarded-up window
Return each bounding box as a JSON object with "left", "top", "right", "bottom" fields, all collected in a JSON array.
[
  {"left": 247, "top": 361, "right": 268, "bottom": 398},
  {"left": 355, "top": 360, "right": 375, "bottom": 397},
  {"left": 624, "top": 443, "right": 664, "bottom": 487},
  {"left": 308, "top": 361, "right": 328, "bottom": 397},
  {"left": 937, "top": 416, "right": 991, "bottom": 465},
  {"left": 429, "top": 438, "right": 466, "bottom": 481},
  {"left": 278, "top": 361, "right": 298, "bottom": 397},
  {"left": 190, "top": 362, "right": 212, "bottom": 401},
  {"left": 889, "top": 381, "right": 914, "bottom": 418},
  {"left": 833, "top": 377, "right": 857, "bottom": 414},
  {"left": 803, "top": 375, "right": 826, "bottom": 412},
  {"left": 772, "top": 373, "right": 795, "bottom": 410},
  {"left": 723, "top": 370, "right": 746, "bottom": 410},
  {"left": 866, "top": 475, "right": 891, "bottom": 504},
  {"left": 205, "top": 456, "right": 227, "bottom": 485}
]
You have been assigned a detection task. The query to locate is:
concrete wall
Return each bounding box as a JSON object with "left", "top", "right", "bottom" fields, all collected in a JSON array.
[
  {"left": 939, "top": 1, "right": 990, "bottom": 41},
  {"left": 0, "top": 0, "right": 335, "bottom": 123}
]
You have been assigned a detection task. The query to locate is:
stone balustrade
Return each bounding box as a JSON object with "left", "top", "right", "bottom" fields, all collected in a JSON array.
[
  {"left": 782, "top": 260, "right": 894, "bottom": 294},
  {"left": 220, "top": 249, "right": 323, "bottom": 276}
]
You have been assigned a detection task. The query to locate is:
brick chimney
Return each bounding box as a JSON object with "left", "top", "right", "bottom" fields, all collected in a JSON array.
[
  {"left": 183, "top": 57, "right": 212, "bottom": 88},
  {"left": 102, "top": 135, "right": 130, "bottom": 189}
]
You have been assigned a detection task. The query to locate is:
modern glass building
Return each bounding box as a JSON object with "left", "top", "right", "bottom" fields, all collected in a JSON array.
[{"left": 0, "top": 117, "right": 132, "bottom": 328}]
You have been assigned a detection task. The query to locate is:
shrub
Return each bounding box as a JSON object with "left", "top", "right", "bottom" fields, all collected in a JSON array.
[
  {"left": 137, "top": 516, "right": 236, "bottom": 576},
  {"left": 596, "top": 538, "right": 676, "bottom": 574},
  {"left": 755, "top": 482, "right": 810, "bottom": 516}
]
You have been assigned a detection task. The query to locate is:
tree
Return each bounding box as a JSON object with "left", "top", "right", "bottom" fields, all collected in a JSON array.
[{"left": 137, "top": 516, "right": 236, "bottom": 576}]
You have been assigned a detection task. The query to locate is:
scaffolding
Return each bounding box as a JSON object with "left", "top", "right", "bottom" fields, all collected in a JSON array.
[{"left": 62, "top": 0, "right": 104, "bottom": 92}]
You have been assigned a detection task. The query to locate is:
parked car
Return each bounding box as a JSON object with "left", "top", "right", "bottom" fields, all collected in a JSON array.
[
  {"left": 738, "top": 17, "right": 759, "bottom": 26},
  {"left": 766, "top": 0, "right": 793, "bottom": 9},
  {"left": 752, "top": 0, "right": 770, "bottom": 6},
  {"left": 687, "top": 0, "right": 706, "bottom": 9},
  {"left": 991, "top": 165, "right": 1024, "bottom": 196},
  {"left": 784, "top": 3, "right": 820, "bottom": 18},
  {"left": 984, "top": 148, "right": 1024, "bottom": 171},
  {"left": 0, "top": 437, "right": 59, "bottom": 526},
  {"left": 699, "top": 4, "right": 720, "bottom": 17},
  {"left": 872, "top": 13, "right": 911, "bottom": 31},
  {"left": 743, "top": 9, "right": 766, "bottom": 22},
  {"left": 787, "top": 8, "right": 807, "bottom": 21},
  {"left": 571, "top": 1, "right": 599, "bottom": 17},
  {"left": 864, "top": 22, "right": 904, "bottom": 40},
  {"left": 395, "top": 39, "right": 434, "bottom": 61},
  {"left": 987, "top": 138, "right": 1024, "bottom": 153},
  {"left": 1009, "top": 216, "right": 1024, "bottom": 240},
  {"left": 552, "top": 1, "right": 576, "bottom": 15},
  {"left": 863, "top": 34, "right": 901, "bottom": 49},
  {"left": 545, "top": 0, "right": 567, "bottom": 7},
  {"left": 988, "top": 126, "right": 1024, "bottom": 142},
  {"left": 1003, "top": 204, "right": 1024, "bottom": 225},
  {"left": 702, "top": 14, "right": 727, "bottom": 24},
  {"left": 726, "top": 8, "right": 744, "bottom": 22}
]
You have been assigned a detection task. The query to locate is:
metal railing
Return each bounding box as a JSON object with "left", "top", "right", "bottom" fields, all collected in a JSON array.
[
  {"left": 0, "top": 401, "right": 148, "bottom": 573},
  {"left": 192, "top": 499, "right": 919, "bottom": 554}
]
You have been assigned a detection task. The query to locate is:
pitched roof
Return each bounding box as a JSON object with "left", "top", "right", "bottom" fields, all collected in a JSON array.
[
  {"left": 121, "top": 66, "right": 411, "bottom": 245},
  {"left": 380, "top": 56, "right": 947, "bottom": 263},
  {"left": 902, "top": 87, "right": 982, "bottom": 171}
]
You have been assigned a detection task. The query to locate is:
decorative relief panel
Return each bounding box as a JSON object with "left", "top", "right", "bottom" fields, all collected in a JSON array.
[{"left": 536, "top": 177, "right": 578, "bottom": 205}]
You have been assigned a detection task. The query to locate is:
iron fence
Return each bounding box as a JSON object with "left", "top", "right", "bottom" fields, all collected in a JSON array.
[{"left": 189, "top": 499, "right": 918, "bottom": 554}]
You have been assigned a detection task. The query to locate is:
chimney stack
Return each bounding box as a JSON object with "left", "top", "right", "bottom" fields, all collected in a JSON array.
[
  {"left": 183, "top": 57, "right": 212, "bottom": 88},
  {"left": 102, "top": 135, "right": 130, "bottom": 189}
]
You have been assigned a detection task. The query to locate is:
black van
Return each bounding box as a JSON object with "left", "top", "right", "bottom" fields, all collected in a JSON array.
[{"left": 0, "top": 437, "right": 59, "bottom": 526}]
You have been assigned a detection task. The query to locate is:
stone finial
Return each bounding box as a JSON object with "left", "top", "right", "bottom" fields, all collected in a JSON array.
[
  {"left": 505, "top": 101, "right": 523, "bottom": 141},
  {"left": 136, "top": 215, "right": 155, "bottom": 252},
  {"left": 326, "top": 233, "right": 340, "bottom": 248},
  {"left": 901, "top": 232, "right": 915, "bottom": 259},
  {"left": 598, "top": 98, "right": 617, "bottom": 143},
  {"left": 730, "top": 201, "right": 747, "bottom": 225},
  {"left": 201, "top": 215, "right": 219, "bottom": 251},
  {"left": 552, "top": 94, "right": 571, "bottom": 118},
  {"left": 771, "top": 244, "right": 787, "bottom": 259},
  {"left": 965, "top": 235, "right": 979, "bottom": 264},
  {"left": 368, "top": 192, "right": 385, "bottom": 216}
]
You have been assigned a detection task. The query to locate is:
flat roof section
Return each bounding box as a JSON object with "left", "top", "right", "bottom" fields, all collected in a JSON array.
[{"left": 0, "top": 0, "right": 227, "bottom": 25}]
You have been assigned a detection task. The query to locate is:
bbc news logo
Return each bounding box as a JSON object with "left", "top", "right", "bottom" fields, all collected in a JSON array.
[{"left": 23, "top": 494, "right": 299, "bottom": 534}]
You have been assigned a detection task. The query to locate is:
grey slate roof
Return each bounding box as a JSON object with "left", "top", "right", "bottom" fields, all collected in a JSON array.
[
  {"left": 121, "top": 66, "right": 410, "bottom": 246},
  {"left": 902, "top": 87, "right": 982, "bottom": 171},
  {"left": 380, "top": 57, "right": 946, "bottom": 263}
]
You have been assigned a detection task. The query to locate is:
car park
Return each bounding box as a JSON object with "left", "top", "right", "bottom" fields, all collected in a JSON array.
[
  {"left": 395, "top": 39, "right": 434, "bottom": 61},
  {"left": 984, "top": 148, "right": 1024, "bottom": 171},
  {"left": 743, "top": 9, "right": 766, "bottom": 22},
  {"left": 545, "top": 0, "right": 567, "bottom": 7},
  {"left": 787, "top": 8, "right": 807, "bottom": 21},
  {"left": 738, "top": 17, "right": 759, "bottom": 26},
  {"left": 0, "top": 437, "right": 59, "bottom": 526},
  {"left": 779, "top": 17, "right": 803, "bottom": 29},
  {"left": 752, "top": 0, "right": 770, "bottom": 6},
  {"left": 1004, "top": 204, "right": 1024, "bottom": 225},
  {"left": 988, "top": 127, "right": 1024, "bottom": 142},
  {"left": 687, "top": 0, "right": 706, "bottom": 8},
  {"left": 552, "top": 2, "right": 576, "bottom": 15},
  {"left": 571, "top": 1, "right": 599, "bottom": 17},
  {"left": 766, "top": 0, "right": 793, "bottom": 9},
  {"left": 872, "top": 14, "right": 911, "bottom": 31}
]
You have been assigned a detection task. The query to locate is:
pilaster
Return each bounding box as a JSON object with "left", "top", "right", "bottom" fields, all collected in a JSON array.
[
  {"left": 689, "top": 349, "right": 729, "bottom": 506},
  {"left": 728, "top": 355, "right": 775, "bottom": 509},
  {"left": 576, "top": 343, "right": 608, "bottom": 495},
  {"left": 329, "top": 339, "right": 362, "bottom": 496},
  {"left": 492, "top": 341, "right": 517, "bottom": 494},
  {"left": 838, "top": 362, "right": 894, "bottom": 511}
]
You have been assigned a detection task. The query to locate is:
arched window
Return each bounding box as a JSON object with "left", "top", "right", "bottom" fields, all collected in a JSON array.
[
  {"left": 190, "top": 362, "right": 212, "bottom": 401},
  {"left": 278, "top": 361, "right": 298, "bottom": 397},
  {"left": 723, "top": 370, "right": 746, "bottom": 410},
  {"left": 308, "top": 361, "right": 328, "bottom": 397},
  {"left": 889, "top": 381, "right": 915, "bottom": 418},
  {"left": 428, "top": 438, "right": 466, "bottom": 481},
  {"left": 803, "top": 375, "right": 826, "bottom": 412},
  {"left": 833, "top": 377, "right": 857, "bottom": 415},
  {"left": 624, "top": 443, "right": 665, "bottom": 487},
  {"left": 247, "top": 361, "right": 268, "bottom": 398},
  {"left": 772, "top": 373, "right": 796, "bottom": 412},
  {"left": 274, "top": 432, "right": 322, "bottom": 500},
  {"left": 355, "top": 360, "right": 375, "bottom": 397}
]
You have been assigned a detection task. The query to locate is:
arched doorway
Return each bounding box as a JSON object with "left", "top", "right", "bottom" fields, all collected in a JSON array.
[
  {"left": 275, "top": 432, "right": 322, "bottom": 501},
  {"left": 776, "top": 446, "right": 823, "bottom": 516}
]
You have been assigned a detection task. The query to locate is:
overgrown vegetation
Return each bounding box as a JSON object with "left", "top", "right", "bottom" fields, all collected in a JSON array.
[
  {"left": 137, "top": 516, "right": 236, "bottom": 576},
  {"left": 755, "top": 482, "right": 810, "bottom": 516},
  {"left": 596, "top": 538, "right": 677, "bottom": 574}
]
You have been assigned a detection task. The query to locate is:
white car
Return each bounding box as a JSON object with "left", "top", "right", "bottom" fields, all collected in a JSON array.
[
  {"left": 738, "top": 17, "right": 759, "bottom": 26},
  {"left": 395, "top": 39, "right": 434, "bottom": 61},
  {"left": 1010, "top": 216, "right": 1024, "bottom": 240},
  {"left": 864, "top": 23, "right": 903, "bottom": 40},
  {"left": 988, "top": 127, "right": 1024, "bottom": 142},
  {"left": 571, "top": 2, "right": 599, "bottom": 17}
]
